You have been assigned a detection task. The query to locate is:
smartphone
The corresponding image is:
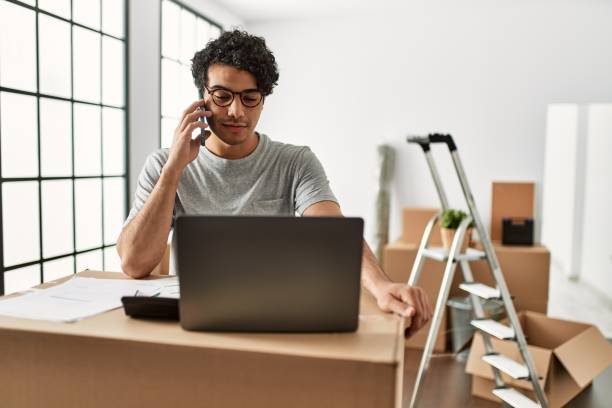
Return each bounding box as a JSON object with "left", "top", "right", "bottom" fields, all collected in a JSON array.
[{"left": 197, "top": 89, "right": 208, "bottom": 146}]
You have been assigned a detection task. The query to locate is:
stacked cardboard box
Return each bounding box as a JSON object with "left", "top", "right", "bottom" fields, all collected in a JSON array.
[{"left": 382, "top": 207, "right": 550, "bottom": 351}]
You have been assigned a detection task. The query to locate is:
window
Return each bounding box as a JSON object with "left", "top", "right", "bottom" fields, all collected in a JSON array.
[
  {"left": 0, "top": 0, "right": 128, "bottom": 295},
  {"left": 160, "top": 0, "right": 221, "bottom": 148}
]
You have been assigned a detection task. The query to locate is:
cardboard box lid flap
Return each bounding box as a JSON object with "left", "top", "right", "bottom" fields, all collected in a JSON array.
[
  {"left": 523, "top": 311, "right": 591, "bottom": 349},
  {"left": 554, "top": 325, "right": 612, "bottom": 388}
]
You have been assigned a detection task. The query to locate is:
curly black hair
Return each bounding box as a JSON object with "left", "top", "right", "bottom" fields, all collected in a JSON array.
[{"left": 191, "top": 29, "right": 279, "bottom": 96}]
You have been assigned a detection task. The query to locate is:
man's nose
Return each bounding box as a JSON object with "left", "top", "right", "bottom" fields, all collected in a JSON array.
[{"left": 227, "top": 96, "right": 245, "bottom": 118}]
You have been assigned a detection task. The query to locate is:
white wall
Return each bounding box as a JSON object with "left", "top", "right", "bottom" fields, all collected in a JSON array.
[
  {"left": 247, "top": 0, "right": 612, "bottom": 245},
  {"left": 542, "top": 104, "right": 582, "bottom": 279},
  {"left": 580, "top": 105, "right": 612, "bottom": 297},
  {"left": 128, "top": 0, "right": 244, "bottom": 199}
]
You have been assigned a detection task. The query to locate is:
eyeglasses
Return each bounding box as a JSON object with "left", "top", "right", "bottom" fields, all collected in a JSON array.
[{"left": 204, "top": 86, "right": 264, "bottom": 108}]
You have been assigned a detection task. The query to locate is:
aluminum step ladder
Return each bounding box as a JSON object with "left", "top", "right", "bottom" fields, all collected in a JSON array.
[{"left": 405, "top": 134, "right": 547, "bottom": 408}]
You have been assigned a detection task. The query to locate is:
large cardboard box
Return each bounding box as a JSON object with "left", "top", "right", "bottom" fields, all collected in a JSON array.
[
  {"left": 491, "top": 182, "right": 535, "bottom": 241},
  {"left": 466, "top": 311, "right": 612, "bottom": 407},
  {"left": 0, "top": 271, "right": 405, "bottom": 408},
  {"left": 470, "top": 242, "right": 549, "bottom": 313},
  {"left": 382, "top": 241, "right": 550, "bottom": 350},
  {"left": 383, "top": 241, "right": 447, "bottom": 352},
  {"left": 401, "top": 208, "right": 442, "bottom": 245}
]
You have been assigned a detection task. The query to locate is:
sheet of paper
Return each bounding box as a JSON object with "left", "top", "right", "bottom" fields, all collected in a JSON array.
[{"left": 0, "top": 276, "right": 178, "bottom": 323}]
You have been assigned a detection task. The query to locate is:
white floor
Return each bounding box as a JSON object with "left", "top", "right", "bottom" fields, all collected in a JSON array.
[{"left": 547, "top": 264, "right": 612, "bottom": 338}]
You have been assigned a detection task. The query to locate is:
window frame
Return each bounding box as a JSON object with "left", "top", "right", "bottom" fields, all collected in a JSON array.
[{"left": 0, "top": 0, "right": 130, "bottom": 295}]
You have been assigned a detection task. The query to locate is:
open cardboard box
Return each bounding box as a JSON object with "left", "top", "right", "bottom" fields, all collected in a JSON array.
[{"left": 466, "top": 311, "right": 612, "bottom": 407}]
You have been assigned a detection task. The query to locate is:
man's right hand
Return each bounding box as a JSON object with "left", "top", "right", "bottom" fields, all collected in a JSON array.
[{"left": 166, "top": 99, "right": 211, "bottom": 173}]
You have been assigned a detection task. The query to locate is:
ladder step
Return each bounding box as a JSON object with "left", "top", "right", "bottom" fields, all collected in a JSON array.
[
  {"left": 482, "top": 354, "right": 529, "bottom": 379},
  {"left": 492, "top": 387, "right": 541, "bottom": 408},
  {"left": 471, "top": 319, "right": 515, "bottom": 340},
  {"left": 422, "top": 247, "right": 486, "bottom": 262},
  {"left": 459, "top": 282, "right": 501, "bottom": 299}
]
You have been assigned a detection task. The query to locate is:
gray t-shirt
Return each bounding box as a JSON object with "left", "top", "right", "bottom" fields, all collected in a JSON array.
[{"left": 124, "top": 133, "right": 338, "bottom": 228}]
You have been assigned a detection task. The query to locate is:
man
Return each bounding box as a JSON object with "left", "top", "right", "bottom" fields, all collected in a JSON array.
[{"left": 117, "top": 30, "right": 432, "bottom": 333}]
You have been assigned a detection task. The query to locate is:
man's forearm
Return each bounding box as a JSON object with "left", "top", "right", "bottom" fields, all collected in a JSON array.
[
  {"left": 361, "top": 241, "right": 393, "bottom": 297},
  {"left": 117, "top": 166, "right": 181, "bottom": 278}
]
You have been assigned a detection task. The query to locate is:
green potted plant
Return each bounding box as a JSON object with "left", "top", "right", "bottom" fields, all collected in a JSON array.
[{"left": 440, "top": 209, "right": 474, "bottom": 252}]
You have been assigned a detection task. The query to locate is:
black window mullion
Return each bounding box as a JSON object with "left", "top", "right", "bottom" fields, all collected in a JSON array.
[
  {"left": 71, "top": 0, "right": 77, "bottom": 276},
  {"left": 0, "top": 87, "right": 125, "bottom": 110},
  {"left": 3, "top": 244, "right": 119, "bottom": 273},
  {"left": 3, "top": 0, "right": 125, "bottom": 41},
  {"left": 0, "top": 87, "right": 4, "bottom": 296},
  {"left": 100, "top": 0, "right": 105, "bottom": 271},
  {"left": 36, "top": 8, "right": 44, "bottom": 285}
]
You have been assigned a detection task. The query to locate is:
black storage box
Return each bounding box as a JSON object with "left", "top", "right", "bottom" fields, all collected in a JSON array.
[{"left": 502, "top": 218, "right": 534, "bottom": 246}]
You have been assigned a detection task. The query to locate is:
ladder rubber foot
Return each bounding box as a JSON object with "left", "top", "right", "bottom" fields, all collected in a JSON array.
[
  {"left": 482, "top": 354, "right": 529, "bottom": 379},
  {"left": 471, "top": 319, "right": 515, "bottom": 340},
  {"left": 492, "top": 387, "right": 541, "bottom": 408},
  {"left": 459, "top": 282, "right": 501, "bottom": 299}
]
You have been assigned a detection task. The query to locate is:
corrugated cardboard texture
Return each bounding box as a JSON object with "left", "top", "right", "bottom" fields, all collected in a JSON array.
[
  {"left": 401, "top": 208, "right": 442, "bottom": 245},
  {"left": 466, "top": 311, "right": 612, "bottom": 407},
  {"left": 554, "top": 325, "right": 612, "bottom": 387},
  {"left": 383, "top": 241, "right": 446, "bottom": 351},
  {"left": 491, "top": 182, "right": 535, "bottom": 241},
  {"left": 0, "top": 271, "right": 405, "bottom": 408},
  {"left": 469, "top": 243, "right": 549, "bottom": 314}
]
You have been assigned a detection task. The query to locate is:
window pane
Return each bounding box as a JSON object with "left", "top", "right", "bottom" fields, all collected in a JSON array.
[
  {"left": 40, "top": 98, "right": 72, "bottom": 177},
  {"left": 0, "top": 92, "right": 38, "bottom": 178},
  {"left": 73, "top": 0, "right": 101, "bottom": 30},
  {"left": 103, "top": 177, "right": 125, "bottom": 245},
  {"left": 73, "top": 26, "right": 101, "bottom": 103},
  {"left": 161, "top": 58, "right": 180, "bottom": 118},
  {"left": 43, "top": 256, "right": 74, "bottom": 283},
  {"left": 161, "top": 0, "right": 180, "bottom": 60},
  {"left": 0, "top": 2, "right": 36, "bottom": 91},
  {"left": 39, "top": 0, "right": 71, "bottom": 20},
  {"left": 41, "top": 180, "right": 74, "bottom": 259},
  {"left": 102, "top": 35, "right": 124, "bottom": 106},
  {"left": 76, "top": 249, "right": 103, "bottom": 272},
  {"left": 103, "top": 246, "right": 121, "bottom": 272},
  {"left": 74, "top": 103, "right": 101, "bottom": 176},
  {"left": 180, "top": 65, "right": 197, "bottom": 111},
  {"left": 161, "top": 117, "right": 178, "bottom": 149},
  {"left": 2, "top": 181, "right": 39, "bottom": 267},
  {"left": 75, "top": 179, "right": 102, "bottom": 250},
  {"left": 102, "top": 0, "right": 124, "bottom": 38},
  {"left": 4, "top": 264, "right": 40, "bottom": 295},
  {"left": 196, "top": 18, "right": 211, "bottom": 49},
  {"left": 180, "top": 9, "right": 196, "bottom": 64},
  {"left": 102, "top": 107, "right": 125, "bottom": 175},
  {"left": 39, "top": 14, "right": 71, "bottom": 98}
]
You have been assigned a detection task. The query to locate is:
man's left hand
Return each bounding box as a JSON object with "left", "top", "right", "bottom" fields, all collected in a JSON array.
[{"left": 373, "top": 282, "right": 432, "bottom": 334}]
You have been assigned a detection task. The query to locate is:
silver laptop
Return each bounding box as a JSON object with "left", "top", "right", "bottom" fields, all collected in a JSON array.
[{"left": 173, "top": 216, "right": 363, "bottom": 332}]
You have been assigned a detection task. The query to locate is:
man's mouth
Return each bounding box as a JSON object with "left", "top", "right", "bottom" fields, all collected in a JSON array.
[{"left": 222, "top": 123, "right": 248, "bottom": 132}]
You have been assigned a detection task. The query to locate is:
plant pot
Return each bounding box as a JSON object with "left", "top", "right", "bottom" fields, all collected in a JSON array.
[{"left": 440, "top": 227, "right": 472, "bottom": 253}]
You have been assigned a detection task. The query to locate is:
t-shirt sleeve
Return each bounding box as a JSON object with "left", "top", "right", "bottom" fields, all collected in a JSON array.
[
  {"left": 294, "top": 147, "right": 339, "bottom": 215},
  {"left": 123, "top": 151, "right": 170, "bottom": 228}
]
